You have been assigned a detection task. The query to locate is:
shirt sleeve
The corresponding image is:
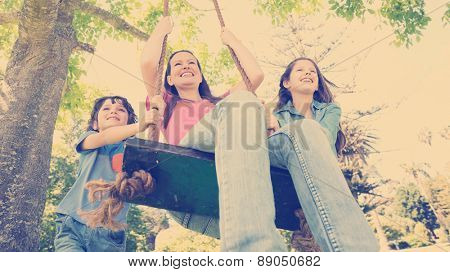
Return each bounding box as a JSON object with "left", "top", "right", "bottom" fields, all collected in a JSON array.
[
  {"left": 318, "top": 103, "right": 342, "bottom": 148},
  {"left": 75, "top": 131, "right": 98, "bottom": 154}
]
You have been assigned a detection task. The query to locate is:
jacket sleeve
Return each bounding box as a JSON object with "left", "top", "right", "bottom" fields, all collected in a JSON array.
[{"left": 318, "top": 103, "right": 341, "bottom": 149}]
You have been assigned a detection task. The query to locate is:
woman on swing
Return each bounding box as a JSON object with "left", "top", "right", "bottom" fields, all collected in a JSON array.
[
  {"left": 141, "top": 16, "right": 379, "bottom": 252},
  {"left": 142, "top": 16, "right": 284, "bottom": 251}
]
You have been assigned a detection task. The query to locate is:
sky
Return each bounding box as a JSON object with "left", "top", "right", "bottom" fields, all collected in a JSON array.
[{"left": 77, "top": 0, "right": 450, "bottom": 182}]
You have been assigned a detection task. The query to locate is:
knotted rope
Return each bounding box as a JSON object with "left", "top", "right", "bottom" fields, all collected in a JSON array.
[
  {"left": 79, "top": 170, "right": 155, "bottom": 231},
  {"left": 147, "top": 0, "right": 169, "bottom": 140}
]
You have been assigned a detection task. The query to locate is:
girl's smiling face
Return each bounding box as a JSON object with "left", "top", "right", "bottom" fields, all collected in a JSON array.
[
  {"left": 283, "top": 59, "right": 319, "bottom": 95},
  {"left": 94, "top": 99, "right": 129, "bottom": 131}
]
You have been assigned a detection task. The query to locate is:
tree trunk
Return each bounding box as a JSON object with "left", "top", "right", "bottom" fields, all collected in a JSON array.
[{"left": 0, "top": 0, "right": 77, "bottom": 251}]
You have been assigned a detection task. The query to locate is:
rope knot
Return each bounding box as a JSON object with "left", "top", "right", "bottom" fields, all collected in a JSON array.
[{"left": 79, "top": 170, "right": 155, "bottom": 231}]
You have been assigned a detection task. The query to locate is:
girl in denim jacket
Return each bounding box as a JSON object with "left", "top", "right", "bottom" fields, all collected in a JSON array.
[{"left": 263, "top": 57, "right": 379, "bottom": 251}]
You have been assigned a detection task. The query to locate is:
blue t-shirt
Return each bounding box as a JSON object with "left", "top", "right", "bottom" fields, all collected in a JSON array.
[
  {"left": 273, "top": 99, "right": 341, "bottom": 155},
  {"left": 56, "top": 131, "right": 129, "bottom": 225}
]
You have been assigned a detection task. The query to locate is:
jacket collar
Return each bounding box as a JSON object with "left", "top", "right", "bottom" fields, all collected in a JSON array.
[{"left": 274, "top": 99, "right": 326, "bottom": 115}]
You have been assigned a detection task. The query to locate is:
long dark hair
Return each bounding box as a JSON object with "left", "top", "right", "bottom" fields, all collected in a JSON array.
[
  {"left": 87, "top": 96, "right": 137, "bottom": 131},
  {"left": 162, "top": 50, "right": 221, "bottom": 129},
  {"left": 276, "top": 57, "right": 346, "bottom": 155}
]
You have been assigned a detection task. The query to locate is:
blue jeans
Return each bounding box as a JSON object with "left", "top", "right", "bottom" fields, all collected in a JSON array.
[
  {"left": 268, "top": 119, "right": 379, "bottom": 251},
  {"left": 54, "top": 213, "right": 126, "bottom": 252},
  {"left": 176, "top": 90, "right": 286, "bottom": 251},
  {"left": 172, "top": 90, "right": 379, "bottom": 251}
]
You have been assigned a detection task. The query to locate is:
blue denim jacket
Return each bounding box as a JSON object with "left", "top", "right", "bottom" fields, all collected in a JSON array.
[{"left": 273, "top": 100, "right": 341, "bottom": 154}]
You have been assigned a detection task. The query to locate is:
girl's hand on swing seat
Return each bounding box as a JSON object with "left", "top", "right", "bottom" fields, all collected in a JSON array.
[
  {"left": 220, "top": 27, "right": 238, "bottom": 46},
  {"left": 155, "top": 16, "right": 173, "bottom": 37}
]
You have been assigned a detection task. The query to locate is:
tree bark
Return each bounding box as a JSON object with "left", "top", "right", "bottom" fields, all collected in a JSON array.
[
  {"left": 0, "top": 0, "right": 77, "bottom": 251},
  {"left": 0, "top": 12, "right": 20, "bottom": 25},
  {"left": 0, "top": 0, "right": 151, "bottom": 252}
]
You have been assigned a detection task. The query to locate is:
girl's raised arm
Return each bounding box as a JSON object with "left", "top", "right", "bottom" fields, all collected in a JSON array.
[
  {"left": 141, "top": 16, "right": 173, "bottom": 97},
  {"left": 221, "top": 28, "right": 264, "bottom": 93},
  {"left": 80, "top": 111, "right": 159, "bottom": 151}
]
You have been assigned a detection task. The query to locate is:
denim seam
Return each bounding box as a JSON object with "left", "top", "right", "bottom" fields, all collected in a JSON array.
[
  {"left": 182, "top": 213, "right": 192, "bottom": 228},
  {"left": 106, "top": 230, "right": 126, "bottom": 248},
  {"left": 272, "top": 126, "right": 306, "bottom": 150},
  {"left": 202, "top": 217, "right": 213, "bottom": 235},
  {"left": 85, "top": 224, "right": 93, "bottom": 249},
  {"left": 215, "top": 104, "right": 232, "bottom": 250},
  {"left": 309, "top": 174, "right": 342, "bottom": 239},
  {"left": 54, "top": 214, "right": 70, "bottom": 240},
  {"left": 65, "top": 216, "right": 89, "bottom": 250},
  {"left": 61, "top": 214, "right": 71, "bottom": 228},
  {"left": 285, "top": 130, "right": 342, "bottom": 252}
]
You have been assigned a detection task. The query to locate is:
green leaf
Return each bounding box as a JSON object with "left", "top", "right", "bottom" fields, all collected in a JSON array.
[{"left": 254, "top": 0, "right": 321, "bottom": 26}]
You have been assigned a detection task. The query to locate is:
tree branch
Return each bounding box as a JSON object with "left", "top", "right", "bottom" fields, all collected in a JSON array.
[
  {"left": 75, "top": 41, "right": 95, "bottom": 53},
  {"left": 0, "top": 12, "right": 20, "bottom": 25},
  {"left": 258, "top": 58, "right": 285, "bottom": 68},
  {"left": 75, "top": 0, "right": 149, "bottom": 41}
]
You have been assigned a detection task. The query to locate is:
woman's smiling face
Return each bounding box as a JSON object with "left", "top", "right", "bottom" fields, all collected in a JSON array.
[{"left": 166, "top": 51, "right": 203, "bottom": 89}]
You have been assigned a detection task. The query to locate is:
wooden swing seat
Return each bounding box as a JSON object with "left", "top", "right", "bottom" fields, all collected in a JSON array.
[{"left": 123, "top": 138, "right": 301, "bottom": 231}]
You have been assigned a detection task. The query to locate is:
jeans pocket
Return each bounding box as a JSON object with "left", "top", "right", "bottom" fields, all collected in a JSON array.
[
  {"left": 55, "top": 213, "right": 68, "bottom": 223},
  {"left": 55, "top": 213, "right": 69, "bottom": 235},
  {"left": 168, "top": 211, "right": 191, "bottom": 227},
  {"left": 107, "top": 230, "right": 126, "bottom": 247}
]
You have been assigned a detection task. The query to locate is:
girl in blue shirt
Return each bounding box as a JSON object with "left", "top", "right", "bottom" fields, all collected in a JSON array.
[{"left": 54, "top": 96, "right": 157, "bottom": 251}]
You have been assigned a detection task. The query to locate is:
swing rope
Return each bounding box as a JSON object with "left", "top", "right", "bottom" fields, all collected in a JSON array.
[
  {"left": 147, "top": 0, "right": 170, "bottom": 141},
  {"left": 211, "top": 0, "right": 252, "bottom": 91},
  {"left": 156, "top": 0, "right": 170, "bottom": 96}
]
